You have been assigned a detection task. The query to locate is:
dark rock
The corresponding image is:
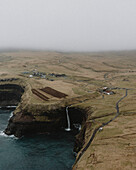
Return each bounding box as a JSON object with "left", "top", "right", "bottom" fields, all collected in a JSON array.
[
  {"left": 0, "top": 84, "right": 24, "bottom": 107},
  {"left": 5, "top": 107, "right": 86, "bottom": 138}
]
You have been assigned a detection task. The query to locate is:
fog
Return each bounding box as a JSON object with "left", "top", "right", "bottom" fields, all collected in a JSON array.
[{"left": 0, "top": 0, "right": 136, "bottom": 52}]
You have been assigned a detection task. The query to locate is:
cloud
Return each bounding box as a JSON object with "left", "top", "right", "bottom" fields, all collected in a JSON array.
[{"left": 0, "top": 0, "right": 136, "bottom": 51}]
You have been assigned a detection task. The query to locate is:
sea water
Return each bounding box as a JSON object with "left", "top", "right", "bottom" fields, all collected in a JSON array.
[{"left": 0, "top": 109, "right": 75, "bottom": 170}]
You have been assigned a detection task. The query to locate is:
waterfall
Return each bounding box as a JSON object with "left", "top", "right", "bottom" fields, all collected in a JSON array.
[{"left": 65, "top": 106, "right": 71, "bottom": 131}]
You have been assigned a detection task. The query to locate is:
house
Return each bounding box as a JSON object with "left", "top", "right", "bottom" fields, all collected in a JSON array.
[
  {"left": 103, "top": 90, "right": 114, "bottom": 95},
  {"left": 29, "top": 75, "right": 33, "bottom": 78},
  {"left": 103, "top": 87, "right": 108, "bottom": 91}
]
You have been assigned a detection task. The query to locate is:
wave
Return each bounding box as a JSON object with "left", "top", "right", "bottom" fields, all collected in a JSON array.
[
  {"left": 0, "top": 106, "right": 17, "bottom": 109},
  {"left": 8, "top": 111, "right": 14, "bottom": 120},
  {"left": 6, "top": 106, "right": 17, "bottom": 108},
  {"left": 0, "top": 131, "right": 17, "bottom": 139}
]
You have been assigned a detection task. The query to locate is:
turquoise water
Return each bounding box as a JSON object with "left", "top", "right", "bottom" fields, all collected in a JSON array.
[{"left": 0, "top": 109, "right": 75, "bottom": 170}]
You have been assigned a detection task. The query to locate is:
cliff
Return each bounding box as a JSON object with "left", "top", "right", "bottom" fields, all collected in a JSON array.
[{"left": 1, "top": 80, "right": 90, "bottom": 139}]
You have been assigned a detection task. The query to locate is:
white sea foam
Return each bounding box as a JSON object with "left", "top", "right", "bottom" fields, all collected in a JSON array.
[
  {"left": 7, "top": 106, "right": 17, "bottom": 108},
  {"left": 73, "top": 124, "right": 81, "bottom": 131},
  {"left": 0, "top": 131, "right": 17, "bottom": 139},
  {"left": 0, "top": 131, "right": 8, "bottom": 137},
  {"left": 0, "top": 106, "right": 16, "bottom": 108},
  {"left": 9, "top": 111, "right": 14, "bottom": 120}
]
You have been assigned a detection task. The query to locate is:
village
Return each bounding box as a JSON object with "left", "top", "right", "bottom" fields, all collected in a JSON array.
[{"left": 22, "top": 70, "right": 67, "bottom": 81}]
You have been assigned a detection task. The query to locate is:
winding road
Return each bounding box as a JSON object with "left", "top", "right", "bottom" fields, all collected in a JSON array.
[{"left": 75, "top": 88, "right": 128, "bottom": 163}]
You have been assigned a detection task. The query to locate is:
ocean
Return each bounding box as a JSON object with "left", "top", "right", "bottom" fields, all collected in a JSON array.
[{"left": 0, "top": 109, "right": 75, "bottom": 170}]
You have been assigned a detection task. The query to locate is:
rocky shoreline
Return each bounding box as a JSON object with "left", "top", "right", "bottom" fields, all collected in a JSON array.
[
  {"left": 0, "top": 81, "right": 93, "bottom": 169},
  {"left": 5, "top": 107, "right": 87, "bottom": 147}
]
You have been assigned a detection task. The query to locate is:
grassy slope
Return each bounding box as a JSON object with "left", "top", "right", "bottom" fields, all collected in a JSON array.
[{"left": 0, "top": 50, "right": 136, "bottom": 169}]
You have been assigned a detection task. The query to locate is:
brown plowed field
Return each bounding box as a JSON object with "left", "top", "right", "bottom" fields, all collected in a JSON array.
[
  {"left": 40, "top": 87, "right": 68, "bottom": 98},
  {"left": 32, "top": 89, "right": 49, "bottom": 101}
]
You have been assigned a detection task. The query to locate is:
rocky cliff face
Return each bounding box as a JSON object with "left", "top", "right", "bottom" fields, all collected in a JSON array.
[
  {"left": 1, "top": 82, "right": 89, "bottom": 168},
  {"left": 5, "top": 106, "right": 86, "bottom": 138},
  {"left": 0, "top": 84, "right": 24, "bottom": 106},
  {"left": 0, "top": 83, "right": 86, "bottom": 138}
]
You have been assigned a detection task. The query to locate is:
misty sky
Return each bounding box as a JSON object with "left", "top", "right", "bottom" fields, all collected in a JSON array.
[{"left": 0, "top": 0, "right": 136, "bottom": 52}]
